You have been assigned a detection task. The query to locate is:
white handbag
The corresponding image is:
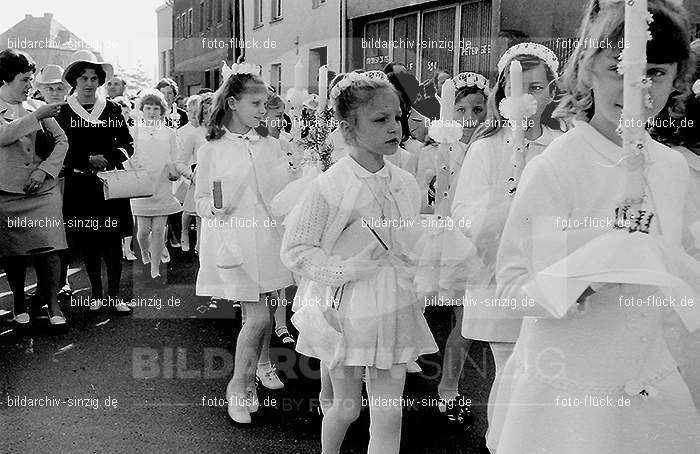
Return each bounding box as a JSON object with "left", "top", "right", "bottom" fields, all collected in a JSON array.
[
  {"left": 97, "top": 168, "right": 153, "bottom": 200},
  {"left": 97, "top": 130, "right": 154, "bottom": 200}
]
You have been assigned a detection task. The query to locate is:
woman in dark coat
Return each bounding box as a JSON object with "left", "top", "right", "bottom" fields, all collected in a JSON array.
[{"left": 56, "top": 50, "right": 134, "bottom": 313}]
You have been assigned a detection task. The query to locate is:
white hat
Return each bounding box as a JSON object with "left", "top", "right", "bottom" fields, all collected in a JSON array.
[
  {"left": 35, "top": 65, "right": 65, "bottom": 85},
  {"left": 62, "top": 50, "right": 114, "bottom": 87}
]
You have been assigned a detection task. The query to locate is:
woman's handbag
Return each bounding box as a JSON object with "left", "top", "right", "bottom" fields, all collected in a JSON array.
[
  {"left": 97, "top": 168, "right": 153, "bottom": 200},
  {"left": 35, "top": 120, "right": 55, "bottom": 160},
  {"left": 96, "top": 146, "right": 153, "bottom": 200}
]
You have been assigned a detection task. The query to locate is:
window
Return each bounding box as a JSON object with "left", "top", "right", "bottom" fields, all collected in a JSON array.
[
  {"left": 459, "top": 0, "right": 492, "bottom": 76},
  {"left": 180, "top": 12, "right": 187, "bottom": 37},
  {"left": 392, "top": 14, "right": 418, "bottom": 74},
  {"left": 363, "top": 20, "right": 390, "bottom": 70},
  {"left": 187, "top": 8, "right": 193, "bottom": 36},
  {"left": 254, "top": 0, "right": 263, "bottom": 26},
  {"left": 175, "top": 15, "right": 181, "bottom": 39},
  {"left": 420, "top": 7, "right": 456, "bottom": 79},
  {"left": 695, "top": 23, "right": 700, "bottom": 39},
  {"left": 199, "top": 1, "right": 205, "bottom": 32},
  {"left": 271, "top": 63, "right": 282, "bottom": 94},
  {"left": 204, "top": 69, "right": 211, "bottom": 88},
  {"left": 213, "top": 68, "right": 220, "bottom": 88},
  {"left": 272, "top": 0, "right": 282, "bottom": 20}
]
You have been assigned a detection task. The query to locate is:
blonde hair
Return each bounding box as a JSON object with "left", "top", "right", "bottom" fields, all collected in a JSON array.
[
  {"left": 332, "top": 74, "right": 398, "bottom": 144},
  {"left": 559, "top": 0, "right": 693, "bottom": 121}
]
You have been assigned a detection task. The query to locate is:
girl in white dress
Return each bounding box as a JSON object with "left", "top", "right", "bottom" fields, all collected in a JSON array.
[
  {"left": 450, "top": 47, "right": 561, "bottom": 423},
  {"left": 129, "top": 90, "right": 182, "bottom": 280},
  {"left": 429, "top": 72, "right": 490, "bottom": 414},
  {"left": 281, "top": 72, "right": 437, "bottom": 454},
  {"left": 489, "top": 1, "right": 700, "bottom": 452},
  {"left": 175, "top": 93, "right": 211, "bottom": 252},
  {"left": 194, "top": 67, "right": 293, "bottom": 424}
]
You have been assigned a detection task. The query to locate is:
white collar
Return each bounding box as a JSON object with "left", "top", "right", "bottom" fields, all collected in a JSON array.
[
  {"left": 67, "top": 93, "right": 107, "bottom": 125},
  {"left": 223, "top": 126, "right": 260, "bottom": 142}
]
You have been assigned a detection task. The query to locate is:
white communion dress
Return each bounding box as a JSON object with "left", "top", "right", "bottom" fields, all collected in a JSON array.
[{"left": 488, "top": 122, "right": 700, "bottom": 454}]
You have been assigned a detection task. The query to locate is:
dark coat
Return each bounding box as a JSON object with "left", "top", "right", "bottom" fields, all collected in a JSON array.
[{"left": 56, "top": 99, "right": 134, "bottom": 243}]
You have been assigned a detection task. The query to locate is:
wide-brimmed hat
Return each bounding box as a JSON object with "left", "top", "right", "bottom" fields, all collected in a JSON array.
[
  {"left": 62, "top": 50, "right": 114, "bottom": 87},
  {"left": 35, "top": 65, "right": 65, "bottom": 85}
]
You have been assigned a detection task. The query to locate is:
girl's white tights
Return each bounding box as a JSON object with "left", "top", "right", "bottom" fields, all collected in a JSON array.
[
  {"left": 322, "top": 364, "right": 407, "bottom": 454},
  {"left": 136, "top": 216, "right": 168, "bottom": 278},
  {"left": 229, "top": 293, "right": 275, "bottom": 395}
]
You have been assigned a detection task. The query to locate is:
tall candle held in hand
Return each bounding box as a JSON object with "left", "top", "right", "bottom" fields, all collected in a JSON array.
[
  {"left": 294, "top": 59, "right": 304, "bottom": 91},
  {"left": 318, "top": 65, "right": 328, "bottom": 111},
  {"left": 439, "top": 78, "right": 456, "bottom": 123},
  {"left": 622, "top": 0, "right": 647, "bottom": 201}
]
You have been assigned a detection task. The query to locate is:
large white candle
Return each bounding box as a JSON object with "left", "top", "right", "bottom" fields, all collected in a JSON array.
[
  {"left": 439, "top": 78, "right": 456, "bottom": 123},
  {"left": 622, "top": 0, "right": 647, "bottom": 201},
  {"left": 318, "top": 65, "right": 328, "bottom": 111},
  {"left": 294, "top": 59, "right": 304, "bottom": 92}
]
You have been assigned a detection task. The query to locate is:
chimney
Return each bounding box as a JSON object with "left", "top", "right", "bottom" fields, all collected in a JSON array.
[
  {"left": 24, "top": 14, "right": 33, "bottom": 20},
  {"left": 43, "top": 13, "right": 54, "bottom": 20}
]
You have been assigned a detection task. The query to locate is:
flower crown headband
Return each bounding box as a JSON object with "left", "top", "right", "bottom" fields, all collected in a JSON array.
[
  {"left": 497, "top": 42, "right": 559, "bottom": 75},
  {"left": 221, "top": 60, "right": 262, "bottom": 83},
  {"left": 330, "top": 71, "right": 389, "bottom": 101},
  {"left": 453, "top": 72, "right": 490, "bottom": 96}
]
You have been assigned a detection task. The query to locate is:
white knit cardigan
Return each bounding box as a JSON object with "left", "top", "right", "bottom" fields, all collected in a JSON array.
[{"left": 280, "top": 155, "right": 421, "bottom": 290}]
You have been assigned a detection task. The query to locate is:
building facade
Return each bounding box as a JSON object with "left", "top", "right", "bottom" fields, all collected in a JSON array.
[
  {"left": 156, "top": 3, "right": 174, "bottom": 80},
  {"left": 0, "top": 13, "right": 102, "bottom": 70},
  {"left": 242, "top": 0, "right": 341, "bottom": 95},
  {"left": 349, "top": 0, "right": 592, "bottom": 84},
  {"left": 171, "top": 0, "right": 239, "bottom": 96}
]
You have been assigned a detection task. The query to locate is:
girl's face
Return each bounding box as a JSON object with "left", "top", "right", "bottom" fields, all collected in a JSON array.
[
  {"left": 142, "top": 103, "right": 163, "bottom": 121},
  {"left": 159, "top": 86, "right": 175, "bottom": 106},
  {"left": 76, "top": 68, "right": 100, "bottom": 100},
  {"left": 589, "top": 48, "right": 678, "bottom": 132},
  {"left": 504, "top": 62, "right": 552, "bottom": 124},
  {"left": 39, "top": 82, "right": 67, "bottom": 104},
  {"left": 454, "top": 92, "right": 486, "bottom": 141},
  {"left": 343, "top": 87, "right": 402, "bottom": 156},
  {"left": 265, "top": 104, "right": 285, "bottom": 134},
  {"left": 408, "top": 107, "right": 428, "bottom": 142},
  {"left": 186, "top": 101, "right": 199, "bottom": 125},
  {"left": 1, "top": 71, "right": 33, "bottom": 103},
  {"left": 228, "top": 88, "right": 267, "bottom": 129},
  {"left": 201, "top": 96, "right": 213, "bottom": 124}
]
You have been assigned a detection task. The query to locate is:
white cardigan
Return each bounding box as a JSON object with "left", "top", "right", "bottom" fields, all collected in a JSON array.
[{"left": 281, "top": 155, "right": 421, "bottom": 291}]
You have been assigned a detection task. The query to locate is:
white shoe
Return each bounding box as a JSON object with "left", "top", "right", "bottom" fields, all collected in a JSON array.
[
  {"left": 141, "top": 251, "right": 151, "bottom": 265},
  {"left": 115, "top": 301, "right": 132, "bottom": 313},
  {"left": 256, "top": 363, "right": 284, "bottom": 390},
  {"left": 89, "top": 299, "right": 103, "bottom": 311},
  {"left": 13, "top": 312, "right": 30, "bottom": 324},
  {"left": 226, "top": 381, "right": 252, "bottom": 424},
  {"left": 161, "top": 247, "right": 170, "bottom": 263}
]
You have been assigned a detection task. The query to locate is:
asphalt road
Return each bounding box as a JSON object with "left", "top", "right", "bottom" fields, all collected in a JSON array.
[{"left": 0, "top": 245, "right": 495, "bottom": 454}]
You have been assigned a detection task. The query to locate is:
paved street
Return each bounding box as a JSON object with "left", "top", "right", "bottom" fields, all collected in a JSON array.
[{"left": 1, "top": 247, "right": 495, "bottom": 454}]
